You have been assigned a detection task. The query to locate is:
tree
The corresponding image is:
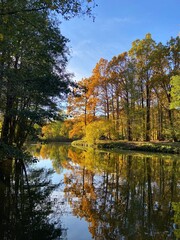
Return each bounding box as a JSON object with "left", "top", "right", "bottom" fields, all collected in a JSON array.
[
  {"left": 0, "top": 9, "right": 70, "bottom": 147},
  {"left": 149, "top": 42, "right": 169, "bottom": 140},
  {"left": 53, "top": 33, "right": 179, "bottom": 142},
  {"left": 106, "top": 53, "right": 126, "bottom": 134},
  {"left": 170, "top": 75, "right": 180, "bottom": 110},
  {"left": 85, "top": 120, "right": 117, "bottom": 144},
  {"left": 107, "top": 53, "right": 138, "bottom": 140},
  {"left": 0, "top": 0, "right": 97, "bottom": 147},
  {"left": 150, "top": 37, "right": 180, "bottom": 140},
  {"left": 67, "top": 77, "right": 98, "bottom": 139},
  {"left": 129, "top": 33, "right": 156, "bottom": 141},
  {"left": 92, "top": 58, "right": 110, "bottom": 119},
  {"left": 0, "top": 0, "right": 97, "bottom": 19},
  {"left": 165, "top": 37, "right": 180, "bottom": 140}
]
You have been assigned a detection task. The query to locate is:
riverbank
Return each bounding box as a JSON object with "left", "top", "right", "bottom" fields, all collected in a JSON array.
[{"left": 72, "top": 140, "right": 180, "bottom": 154}]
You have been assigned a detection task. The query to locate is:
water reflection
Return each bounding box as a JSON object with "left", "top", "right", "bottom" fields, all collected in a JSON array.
[
  {"left": 2, "top": 144, "right": 179, "bottom": 239},
  {"left": 0, "top": 150, "right": 64, "bottom": 240},
  {"left": 29, "top": 144, "right": 180, "bottom": 240},
  {"left": 65, "top": 148, "right": 179, "bottom": 239}
]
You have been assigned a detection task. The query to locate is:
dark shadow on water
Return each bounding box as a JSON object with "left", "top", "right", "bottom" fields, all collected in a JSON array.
[{"left": 0, "top": 148, "right": 64, "bottom": 240}]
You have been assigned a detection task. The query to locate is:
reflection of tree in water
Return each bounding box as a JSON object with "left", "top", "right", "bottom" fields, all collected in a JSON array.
[
  {"left": 28, "top": 143, "right": 71, "bottom": 174},
  {"left": 0, "top": 150, "right": 66, "bottom": 240},
  {"left": 64, "top": 148, "right": 180, "bottom": 240}
]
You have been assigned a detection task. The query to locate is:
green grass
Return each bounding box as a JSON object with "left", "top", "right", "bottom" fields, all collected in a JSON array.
[{"left": 72, "top": 140, "right": 180, "bottom": 154}]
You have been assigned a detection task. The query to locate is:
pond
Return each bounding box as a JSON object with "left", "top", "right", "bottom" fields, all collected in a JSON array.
[{"left": 0, "top": 143, "right": 179, "bottom": 240}]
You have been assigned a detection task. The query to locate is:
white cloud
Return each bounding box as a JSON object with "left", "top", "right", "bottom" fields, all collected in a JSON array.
[{"left": 108, "top": 17, "right": 131, "bottom": 24}]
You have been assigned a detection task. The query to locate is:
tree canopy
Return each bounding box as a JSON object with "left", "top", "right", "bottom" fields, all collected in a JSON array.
[
  {"left": 64, "top": 35, "right": 180, "bottom": 142},
  {"left": 0, "top": 0, "right": 97, "bottom": 147},
  {"left": 170, "top": 75, "right": 180, "bottom": 110},
  {"left": 0, "top": 0, "right": 97, "bottom": 19}
]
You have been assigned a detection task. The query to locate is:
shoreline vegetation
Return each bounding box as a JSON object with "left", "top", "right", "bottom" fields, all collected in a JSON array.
[{"left": 71, "top": 140, "right": 180, "bottom": 154}]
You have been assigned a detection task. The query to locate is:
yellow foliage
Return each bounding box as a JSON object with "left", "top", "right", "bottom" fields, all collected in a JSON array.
[
  {"left": 69, "top": 121, "right": 85, "bottom": 138},
  {"left": 0, "top": 33, "right": 3, "bottom": 41},
  {"left": 85, "top": 119, "right": 116, "bottom": 144}
]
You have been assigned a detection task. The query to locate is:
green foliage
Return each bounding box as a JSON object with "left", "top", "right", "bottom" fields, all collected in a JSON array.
[
  {"left": 42, "top": 121, "right": 68, "bottom": 140},
  {"left": 0, "top": 0, "right": 97, "bottom": 20},
  {"left": 0, "top": 0, "right": 97, "bottom": 147},
  {"left": 67, "top": 34, "right": 180, "bottom": 142},
  {"left": 0, "top": 141, "right": 37, "bottom": 162},
  {"left": 69, "top": 120, "right": 86, "bottom": 139},
  {"left": 59, "top": 121, "right": 72, "bottom": 138},
  {"left": 172, "top": 202, "right": 180, "bottom": 238},
  {"left": 0, "top": 1, "right": 70, "bottom": 146},
  {"left": 0, "top": 33, "right": 3, "bottom": 41},
  {"left": 170, "top": 75, "right": 180, "bottom": 109},
  {"left": 85, "top": 120, "right": 117, "bottom": 144},
  {"left": 0, "top": 156, "right": 62, "bottom": 239}
]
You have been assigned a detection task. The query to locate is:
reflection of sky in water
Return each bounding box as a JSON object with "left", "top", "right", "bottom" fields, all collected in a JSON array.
[
  {"left": 34, "top": 158, "right": 92, "bottom": 240},
  {"left": 35, "top": 158, "right": 52, "bottom": 168},
  {"left": 35, "top": 158, "right": 61, "bottom": 183},
  {"left": 62, "top": 215, "right": 91, "bottom": 240}
]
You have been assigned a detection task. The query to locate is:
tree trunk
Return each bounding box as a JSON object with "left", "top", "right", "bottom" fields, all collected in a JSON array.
[
  {"left": 116, "top": 95, "right": 120, "bottom": 131},
  {"left": 157, "top": 103, "right": 164, "bottom": 140},
  {"left": 168, "top": 109, "right": 177, "bottom": 141},
  {"left": 1, "top": 95, "right": 14, "bottom": 144},
  {"left": 105, "top": 87, "right": 110, "bottom": 119},
  {"left": 146, "top": 84, "right": 151, "bottom": 141},
  {"left": 126, "top": 93, "right": 132, "bottom": 141}
]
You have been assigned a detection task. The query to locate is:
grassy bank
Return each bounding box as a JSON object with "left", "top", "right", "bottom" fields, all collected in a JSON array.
[
  {"left": 38, "top": 136, "right": 73, "bottom": 143},
  {"left": 72, "top": 140, "right": 180, "bottom": 154}
]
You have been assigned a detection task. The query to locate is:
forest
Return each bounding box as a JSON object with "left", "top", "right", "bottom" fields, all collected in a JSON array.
[
  {"left": 0, "top": 1, "right": 179, "bottom": 239},
  {"left": 0, "top": 0, "right": 96, "bottom": 149},
  {"left": 0, "top": 0, "right": 179, "bottom": 150},
  {"left": 43, "top": 34, "right": 180, "bottom": 144}
]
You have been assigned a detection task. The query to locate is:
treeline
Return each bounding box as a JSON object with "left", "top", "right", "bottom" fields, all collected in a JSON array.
[
  {"left": 1, "top": 4, "right": 179, "bottom": 146},
  {"left": 45, "top": 34, "right": 179, "bottom": 143},
  {"left": 0, "top": 0, "right": 96, "bottom": 148}
]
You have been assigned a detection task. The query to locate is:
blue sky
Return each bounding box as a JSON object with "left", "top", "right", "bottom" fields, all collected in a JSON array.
[{"left": 60, "top": 0, "right": 180, "bottom": 81}]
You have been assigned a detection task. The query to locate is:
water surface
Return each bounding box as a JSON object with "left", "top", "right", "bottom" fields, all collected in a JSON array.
[{"left": 0, "top": 143, "right": 179, "bottom": 239}]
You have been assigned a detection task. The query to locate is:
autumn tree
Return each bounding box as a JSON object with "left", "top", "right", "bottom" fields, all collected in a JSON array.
[
  {"left": 107, "top": 53, "right": 138, "bottom": 140},
  {"left": 149, "top": 42, "right": 169, "bottom": 140},
  {"left": 85, "top": 119, "right": 117, "bottom": 144},
  {"left": 0, "top": 0, "right": 97, "bottom": 147},
  {"left": 106, "top": 54, "right": 125, "bottom": 133},
  {"left": 170, "top": 75, "right": 180, "bottom": 110},
  {"left": 65, "top": 34, "right": 179, "bottom": 142},
  {"left": 129, "top": 33, "right": 156, "bottom": 141},
  {"left": 166, "top": 37, "right": 180, "bottom": 140},
  {"left": 67, "top": 77, "right": 98, "bottom": 138},
  {"left": 92, "top": 58, "right": 110, "bottom": 119},
  {"left": 150, "top": 37, "right": 180, "bottom": 140}
]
